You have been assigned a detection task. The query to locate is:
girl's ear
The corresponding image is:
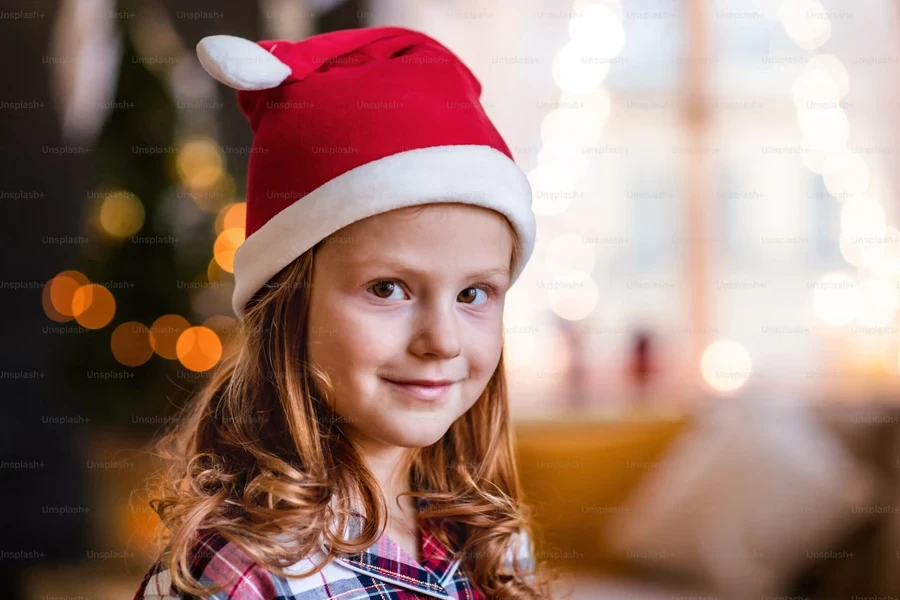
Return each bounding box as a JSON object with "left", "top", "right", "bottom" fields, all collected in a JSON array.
[{"left": 196, "top": 35, "right": 292, "bottom": 91}]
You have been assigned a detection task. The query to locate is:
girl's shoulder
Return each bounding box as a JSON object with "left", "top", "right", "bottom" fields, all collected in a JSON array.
[{"left": 134, "top": 528, "right": 282, "bottom": 600}]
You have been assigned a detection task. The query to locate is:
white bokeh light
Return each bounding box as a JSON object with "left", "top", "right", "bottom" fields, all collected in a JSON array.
[
  {"left": 546, "top": 270, "right": 598, "bottom": 321},
  {"left": 502, "top": 277, "right": 540, "bottom": 370},
  {"left": 791, "top": 68, "right": 841, "bottom": 108},
  {"left": 812, "top": 272, "right": 862, "bottom": 325},
  {"left": 573, "top": 0, "right": 623, "bottom": 19},
  {"left": 551, "top": 40, "right": 611, "bottom": 94},
  {"left": 568, "top": 3, "right": 625, "bottom": 59},
  {"left": 797, "top": 107, "right": 849, "bottom": 151},
  {"left": 537, "top": 145, "right": 589, "bottom": 181},
  {"left": 540, "top": 107, "right": 605, "bottom": 147},
  {"left": 858, "top": 275, "right": 899, "bottom": 313},
  {"left": 822, "top": 151, "right": 870, "bottom": 200},
  {"left": 840, "top": 197, "right": 886, "bottom": 239},
  {"left": 545, "top": 233, "right": 596, "bottom": 275},
  {"left": 806, "top": 54, "right": 850, "bottom": 98},
  {"left": 839, "top": 234, "right": 888, "bottom": 269},
  {"left": 780, "top": 0, "right": 832, "bottom": 50},
  {"left": 700, "top": 340, "right": 753, "bottom": 393},
  {"left": 527, "top": 167, "right": 577, "bottom": 216},
  {"left": 800, "top": 144, "right": 830, "bottom": 175},
  {"left": 503, "top": 328, "right": 537, "bottom": 370},
  {"left": 560, "top": 88, "right": 612, "bottom": 126}
]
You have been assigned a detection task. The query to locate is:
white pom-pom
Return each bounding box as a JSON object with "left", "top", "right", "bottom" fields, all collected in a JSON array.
[{"left": 196, "top": 35, "right": 292, "bottom": 91}]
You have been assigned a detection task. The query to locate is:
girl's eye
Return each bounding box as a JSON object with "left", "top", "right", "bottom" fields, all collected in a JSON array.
[
  {"left": 367, "top": 280, "right": 407, "bottom": 301},
  {"left": 366, "top": 281, "right": 493, "bottom": 304},
  {"left": 458, "top": 286, "right": 489, "bottom": 305}
]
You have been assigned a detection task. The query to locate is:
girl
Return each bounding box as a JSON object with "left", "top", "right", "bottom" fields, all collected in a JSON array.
[{"left": 135, "top": 26, "right": 554, "bottom": 600}]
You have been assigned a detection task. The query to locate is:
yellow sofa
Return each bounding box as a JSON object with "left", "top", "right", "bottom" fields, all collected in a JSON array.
[{"left": 514, "top": 416, "right": 689, "bottom": 576}]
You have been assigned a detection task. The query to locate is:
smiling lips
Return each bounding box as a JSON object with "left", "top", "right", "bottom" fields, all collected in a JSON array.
[{"left": 382, "top": 377, "right": 457, "bottom": 401}]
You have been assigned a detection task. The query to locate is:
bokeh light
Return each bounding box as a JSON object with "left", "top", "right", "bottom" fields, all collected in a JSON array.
[
  {"left": 203, "top": 315, "right": 241, "bottom": 361},
  {"left": 98, "top": 191, "right": 145, "bottom": 238},
  {"left": 796, "top": 107, "right": 849, "bottom": 152},
  {"left": 42, "top": 279, "right": 70, "bottom": 323},
  {"left": 812, "top": 272, "right": 861, "bottom": 325},
  {"left": 780, "top": 0, "right": 832, "bottom": 50},
  {"left": 806, "top": 54, "right": 850, "bottom": 97},
  {"left": 45, "top": 270, "right": 89, "bottom": 320},
  {"left": 215, "top": 202, "right": 247, "bottom": 235},
  {"left": 72, "top": 284, "right": 116, "bottom": 329},
  {"left": 538, "top": 144, "right": 589, "bottom": 181},
  {"left": 176, "top": 137, "right": 224, "bottom": 190},
  {"left": 841, "top": 197, "right": 886, "bottom": 237},
  {"left": 110, "top": 321, "right": 154, "bottom": 367},
  {"left": 856, "top": 276, "right": 899, "bottom": 327},
  {"left": 176, "top": 325, "right": 222, "bottom": 372},
  {"left": 527, "top": 167, "right": 577, "bottom": 216},
  {"left": 568, "top": 3, "right": 625, "bottom": 59},
  {"left": 182, "top": 172, "right": 237, "bottom": 213},
  {"left": 149, "top": 314, "right": 191, "bottom": 360},
  {"left": 213, "top": 228, "right": 246, "bottom": 273},
  {"left": 791, "top": 68, "right": 840, "bottom": 108},
  {"left": 545, "top": 233, "right": 596, "bottom": 275},
  {"left": 547, "top": 270, "right": 599, "bottom": 321},
  {"left": 552, "top": 40, "right": 611, "bottom": 94},
  {"left": 541, "top": 106, "right": 605, "bottom": 148},
  {"left": 700, "top": 340, "right": 753, "bottom": 393}
]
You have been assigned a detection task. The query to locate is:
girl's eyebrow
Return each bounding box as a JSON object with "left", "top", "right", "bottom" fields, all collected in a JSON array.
[{"left": 468, "top": 266, "right": 511, "bottom": 281}]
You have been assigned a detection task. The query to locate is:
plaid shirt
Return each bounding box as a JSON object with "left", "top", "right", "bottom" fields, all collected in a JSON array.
[{"left": 135, "top": 497, "right": 533, "bottom": 600}]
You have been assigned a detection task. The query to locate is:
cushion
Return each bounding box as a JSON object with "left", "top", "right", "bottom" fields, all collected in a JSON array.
[{"left": 605, "top": 397, "right": 879, "bottom": 597}]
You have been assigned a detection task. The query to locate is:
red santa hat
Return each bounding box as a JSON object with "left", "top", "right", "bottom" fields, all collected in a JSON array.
[{"left": 196, "top": 26, "right": 535, "bottom": 317}]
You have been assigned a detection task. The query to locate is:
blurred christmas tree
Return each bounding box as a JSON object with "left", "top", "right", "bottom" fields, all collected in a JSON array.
[
  {"left": 50, "top": 0, "right": 362, "bottom": 429},
  {"left": 58, "top": 16, "right": 222, "bottom": 427}
]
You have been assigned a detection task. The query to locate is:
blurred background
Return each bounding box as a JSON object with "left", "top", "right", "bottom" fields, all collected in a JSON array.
[{"left": 4, "top": 0, "right": 900, "bottom": 598}]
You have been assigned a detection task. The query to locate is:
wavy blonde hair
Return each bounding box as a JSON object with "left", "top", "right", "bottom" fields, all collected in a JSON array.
[{"left": 147, "top": 227, "right": 557, "bottom": 598}]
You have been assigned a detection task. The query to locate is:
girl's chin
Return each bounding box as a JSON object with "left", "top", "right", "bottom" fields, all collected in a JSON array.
[{"left": 385, "top": 423, "right": 452, "bottom": 448}]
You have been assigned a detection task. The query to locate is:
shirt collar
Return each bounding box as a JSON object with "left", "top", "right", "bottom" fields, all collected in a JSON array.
[{"left": 321, "top": 495, "right": 463, "bottom": 600}]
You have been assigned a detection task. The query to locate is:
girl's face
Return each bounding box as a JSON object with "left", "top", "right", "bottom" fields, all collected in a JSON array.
[{"left": 307, "top": 203, "right": 513, "bottom": 452}]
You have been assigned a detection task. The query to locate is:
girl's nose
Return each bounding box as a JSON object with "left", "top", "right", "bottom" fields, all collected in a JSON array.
[{"left": 408, "top": 303, "right": 462, "bottom": 360}]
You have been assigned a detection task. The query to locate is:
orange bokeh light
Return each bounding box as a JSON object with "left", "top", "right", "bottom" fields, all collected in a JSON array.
[
  {"left": 213, "top": 228, "right": 245, "bottom": 273},
  {"left": 110, "top": 321, "right": 154, "bottom": 367},
  {"left": 176, "top": 326, "right": 222, "bottom": 372},
  {"left": 48, "top": 270, "right": 89, "bottom": 318},
  {"left": 72, "top": 284, "right": 115, "bottom": 329},
  {"left": 215, "top": 202, "right": 246, "bottom": 235},
  {"left": 149, "top": 314, "right": 191, "bottom": 360},
  {"left": 43, "top": 279, "right": 71, "bottom": 322},
  {"left": 176, "top": 138, "right": 224, "bottom": 190}
]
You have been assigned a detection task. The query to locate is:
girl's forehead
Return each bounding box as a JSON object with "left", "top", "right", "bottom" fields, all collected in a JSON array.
[
  {"left": 330, "top": 206, "right": 513, "bottom": 250},
  {"left": 360, "top": 202, "right": 505, "bottom": 228},
  {"left": 316, "top": 204, "right": 515, "bottom": 277},
  {"left": 320, "top": 231, "right": 513, "bottom": 286}
]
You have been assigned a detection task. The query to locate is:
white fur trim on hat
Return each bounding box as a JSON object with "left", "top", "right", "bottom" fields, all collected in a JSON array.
[
  {"left": 196, "top": 35, "right": 292, "bottom": 91},
  {"left": 232, "top": 145, "right": 535, "bottom": 317}
]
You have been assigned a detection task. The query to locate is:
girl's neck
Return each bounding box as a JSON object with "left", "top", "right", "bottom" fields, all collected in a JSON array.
[{"left": 351, "top": 434, "right": 416, "bottom": 523}]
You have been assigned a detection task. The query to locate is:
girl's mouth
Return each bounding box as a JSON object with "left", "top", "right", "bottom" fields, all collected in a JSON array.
[{"left": 382, "top": 378, "right": 455, "bottom": 402}]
